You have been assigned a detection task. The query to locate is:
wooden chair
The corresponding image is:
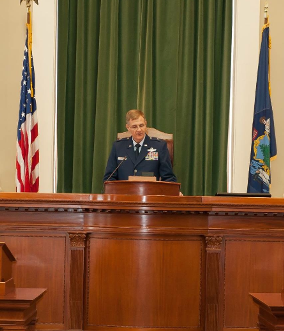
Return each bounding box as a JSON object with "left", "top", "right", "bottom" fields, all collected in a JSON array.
[{"left": 117, "top": 128, "right": 174, "bottom": 166}]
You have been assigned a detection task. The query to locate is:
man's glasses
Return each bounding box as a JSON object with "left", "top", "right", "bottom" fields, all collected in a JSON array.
[{"left": 129, "top": 124, "right": 145, "bottom": 130}]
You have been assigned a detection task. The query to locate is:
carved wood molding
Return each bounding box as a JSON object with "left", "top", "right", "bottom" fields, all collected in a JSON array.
[
  {"left": 205, "top": 236, "right": 223, "bottom": 251},
  {"left": 0, "top": 205, "right": 284, "bottom": 217},
  {"left": 0, "top": 206, "right": 208, "bottom": 214},
  {"left": 0, "top": 193, "right": 284, "bottom": 216},
  {"left": 69, "top": 233, "right": 86, "bottom": 248},
  {"left": 209, "top": 211, "right": 283, "bottom": 217}
]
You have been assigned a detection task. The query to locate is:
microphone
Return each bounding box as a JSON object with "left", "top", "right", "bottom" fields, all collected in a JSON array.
[{"left": 105, "top": 156, "right": 127, "bottom": 182}]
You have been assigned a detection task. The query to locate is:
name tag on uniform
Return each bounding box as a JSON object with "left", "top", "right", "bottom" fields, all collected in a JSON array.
[
  {"left": 145, "top": 148, "right": 158, "bottom": 161},
  {"left": 117, "top": 156, "right": 126, "bottom": 161}
]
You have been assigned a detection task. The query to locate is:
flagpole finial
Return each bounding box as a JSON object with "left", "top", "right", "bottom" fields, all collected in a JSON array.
[
  {"left": 20, "top": 0, "right": 39, "bottom": 8},
  {"left": 264, "top": 3, "right": 268, "bottom": 23}
]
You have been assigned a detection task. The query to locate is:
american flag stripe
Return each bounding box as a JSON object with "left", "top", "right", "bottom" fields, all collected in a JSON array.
[
  {"left": 16, "top": 20, "right": 39, "bottom": 193},
  {"left": 16, "top": 160, "right": 24, "bottom": 192},
  {"left": 31, "top": 150, "right": 39, "bottom": 170},
  {"left": 31, "top": 122, "right": 38, "bottom": 141}
]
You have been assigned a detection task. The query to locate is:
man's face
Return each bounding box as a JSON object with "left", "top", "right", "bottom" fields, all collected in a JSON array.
[{"left": 126, "top": 116, "right": 147, "bottom": 143}]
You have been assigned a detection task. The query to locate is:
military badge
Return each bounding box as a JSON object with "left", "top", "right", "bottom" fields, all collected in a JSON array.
[{"left": 145, "top": 148, "right": 158, "bottom": 161}]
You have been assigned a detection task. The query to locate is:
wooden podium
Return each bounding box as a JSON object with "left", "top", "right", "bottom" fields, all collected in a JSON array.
[
  {"left": 104, "top": 180, "right": 181, "bottom": 195},
  {"left": 250, "top": 293, "right": 284, "bottom": 331},
  {"left": 0, "top": 243, "right": 46, "bottom": 331},
  {"left": 0, "top": 243, "right": 16, "bottom": 296},
  {"left": 0, "top": 288, "right": 47, "bottom": 331}
]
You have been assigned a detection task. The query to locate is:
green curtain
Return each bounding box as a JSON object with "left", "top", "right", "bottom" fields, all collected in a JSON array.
[{"left": 57, "top": 0, "right": 232, "bottom": 196}]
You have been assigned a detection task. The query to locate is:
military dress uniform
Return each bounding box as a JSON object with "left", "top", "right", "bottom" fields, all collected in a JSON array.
[{"left": 103, "top": 134, "right": 177, "bottom": 182}]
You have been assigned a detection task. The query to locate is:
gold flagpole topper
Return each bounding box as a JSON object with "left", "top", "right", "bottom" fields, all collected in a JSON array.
[
  {"left": 264, "top": 3, "right": 268, "bottom": 22},
  {"left": 20, "top": 0, "right": 39, "bottom": 7}
]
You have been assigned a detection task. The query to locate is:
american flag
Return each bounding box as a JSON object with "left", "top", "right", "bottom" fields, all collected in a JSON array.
[{"left": 16, "top": 29, "right": 39, "bottom": 192}]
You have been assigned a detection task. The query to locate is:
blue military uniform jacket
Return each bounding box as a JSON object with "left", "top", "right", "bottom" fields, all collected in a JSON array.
[{"left": 103, "top": 134, "right": 177, "bottom": 182}]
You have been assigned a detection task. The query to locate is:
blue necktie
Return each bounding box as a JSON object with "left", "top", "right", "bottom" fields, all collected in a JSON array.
[{"left": 135, "top": 144, "right": 141, "bottom": 160}]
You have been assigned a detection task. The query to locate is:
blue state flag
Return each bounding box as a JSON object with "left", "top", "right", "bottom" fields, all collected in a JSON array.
[{"left": 247, "top": 23, "right": 277, "bottom": 193}]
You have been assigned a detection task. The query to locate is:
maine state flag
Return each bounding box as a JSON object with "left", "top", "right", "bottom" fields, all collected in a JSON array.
[{"left": 247, "top": 22, "right": 277, "bottom": 193}]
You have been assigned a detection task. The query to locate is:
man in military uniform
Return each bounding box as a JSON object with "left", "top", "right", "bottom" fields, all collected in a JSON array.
[{"left": 103, "top": 110, "right": 177, "bottom": 182}]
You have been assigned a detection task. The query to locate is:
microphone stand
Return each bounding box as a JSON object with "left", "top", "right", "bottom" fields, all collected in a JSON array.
[{"left": 102, "top": 156, "right": 127, "bottom": 193}]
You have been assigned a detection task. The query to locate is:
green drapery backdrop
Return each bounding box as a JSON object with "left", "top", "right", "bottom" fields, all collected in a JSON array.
[{"left": 57, "top": 0, "right": 232, "bottom": 196}]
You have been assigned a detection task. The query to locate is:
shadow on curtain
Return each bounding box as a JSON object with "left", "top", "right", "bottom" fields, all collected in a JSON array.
[{"left": 57, "top": 0, "right": 233, "bottom": 195}]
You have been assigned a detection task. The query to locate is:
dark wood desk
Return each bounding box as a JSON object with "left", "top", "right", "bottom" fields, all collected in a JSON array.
[
  {"left": 250, "top": 293, "right": 284, "bottom": 331},
  {"left": 0, "top": 193, "right": 284, "bottom": 331}
]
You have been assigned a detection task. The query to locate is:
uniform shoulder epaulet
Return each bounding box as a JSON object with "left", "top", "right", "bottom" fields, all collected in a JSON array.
[
  {"left": 149, "top": 136, "right": 160, "bottom": 141},
  {"left": 116, "top": 137, "right": 130, "bottom": 142}
]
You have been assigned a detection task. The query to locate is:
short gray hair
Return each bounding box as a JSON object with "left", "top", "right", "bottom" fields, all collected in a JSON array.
[{"left": 126, "top": 110, "right": 146, "bottom": 124}]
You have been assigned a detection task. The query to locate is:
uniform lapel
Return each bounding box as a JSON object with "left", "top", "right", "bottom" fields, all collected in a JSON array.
[{"left": 126, "top": 141, "right": 136, "bottom": 164}]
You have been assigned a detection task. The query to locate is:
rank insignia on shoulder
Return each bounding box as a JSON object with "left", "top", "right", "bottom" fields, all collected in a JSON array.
[
  {"left": 117, "top": 137, "right": 130, "bottom": 142},
  {"left": 117, "top": 138, "right": 124, "bottom": 142}
]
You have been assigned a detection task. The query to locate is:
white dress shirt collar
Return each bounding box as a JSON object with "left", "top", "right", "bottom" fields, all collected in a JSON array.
[{"left": 132, "top": 136, "right": 145, "bottom": 148}]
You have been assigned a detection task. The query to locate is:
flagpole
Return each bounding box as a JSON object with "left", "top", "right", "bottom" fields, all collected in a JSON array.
[
  {"left": 263, "top": 3, "right": 271, "bottom": 97},
  {"left": 20, "top": 1, "right": 39, "bottom": 93},
  {"left": 264, "top": 3, "right": 268, "bottom": 24}
]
